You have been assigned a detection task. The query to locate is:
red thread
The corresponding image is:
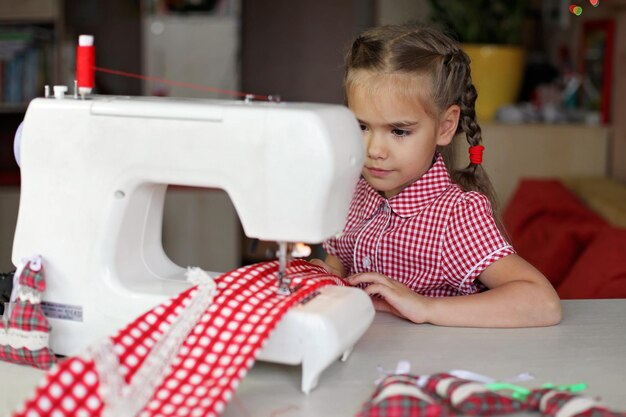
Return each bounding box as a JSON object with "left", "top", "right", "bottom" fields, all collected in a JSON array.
[
  {"left": 468, "top": 145, "right": 484, "bottom": 165},
  {"left": 232, "top": 395, "right": 255, "bottom": 417},
  {"left": 75, "top": 35, "right": 270, "bottom": 100},
  {"left": 270, "top": 405, "right": 301, "bottom": 416},
  {"left": 76, "top": 45, "right": 95, "bottom": 90},
  {"left": 75, "top": 35, "right": 269, "bottom": 100},
  {"left": 95, "top": 66, "right": 271, "bottom": 101}
]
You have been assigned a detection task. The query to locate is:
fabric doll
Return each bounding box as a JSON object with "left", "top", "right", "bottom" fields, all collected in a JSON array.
[{"left": 0, "top": 255, "right": 57, "bottom": 370}]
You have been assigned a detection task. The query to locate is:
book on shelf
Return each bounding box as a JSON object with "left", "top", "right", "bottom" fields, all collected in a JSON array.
[{"left": 0, "top": 26, "right": 54, "bottom": 107}]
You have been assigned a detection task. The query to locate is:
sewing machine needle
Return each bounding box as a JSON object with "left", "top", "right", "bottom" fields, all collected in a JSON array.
[{"left": 277, "top": 241, "right": 291, "bottom": 295}]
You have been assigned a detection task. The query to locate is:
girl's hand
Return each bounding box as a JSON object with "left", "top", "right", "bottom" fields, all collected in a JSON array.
[{"left": 348, "top": 273, "right": 431, "bottom": 323}]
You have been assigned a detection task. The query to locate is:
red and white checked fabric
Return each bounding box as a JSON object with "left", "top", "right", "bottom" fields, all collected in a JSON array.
[
  {"left": 13, "top": 260, "right": 344, "bottom": 417},
  {"left": 422, "top": 373, "right": 528, "bottom": 416},
  {"left": 356, "top": 374, "right": 453, "bottom": 417},
  {"left": 324, "top": 153, "right": 514, "bottom": 297},
  {"left": 358, "top": 373, "right": 626, "bottom": 417},
  {"left": 0, "top": 255, "right": 57, "bottom": 370},
  {"left": 527, "top": 388, "right": 626, "bottom": 417}
]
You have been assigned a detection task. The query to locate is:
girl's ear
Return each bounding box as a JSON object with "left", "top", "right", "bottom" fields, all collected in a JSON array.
[{"left": 436, "top": 105, "right": 460, "bottom": 146}]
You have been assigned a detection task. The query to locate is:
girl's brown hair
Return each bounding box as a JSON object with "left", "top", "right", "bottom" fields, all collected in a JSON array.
[{"left": 345, "top": 24, "right": 504, "bottom": 229}]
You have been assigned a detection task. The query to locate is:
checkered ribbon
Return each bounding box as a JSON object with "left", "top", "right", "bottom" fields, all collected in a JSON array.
[
  {"left": 0, "top": 256, "right": 57, "bottom": 370},
  {"left": 359, "top": 374, "right": 626, "bottom": 417},
  {"left": 527, "top": 389, "right": 626, "bottom": 417},
  {"left": 13, "top": 260, "right": 344, "bottom": 417},
  {"left": 423, "top": 373, "right": 528, "bottom": 416},
  {"left": 357, "top": 373, "right": 530, "bottom": 417},
  {"left": 356, "top": 374, "right": 452, "bottom": 417}
]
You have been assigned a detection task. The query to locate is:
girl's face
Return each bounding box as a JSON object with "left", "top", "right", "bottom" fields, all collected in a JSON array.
[{"left": 347, "top": 71, "right": 457, "bottom": 199}]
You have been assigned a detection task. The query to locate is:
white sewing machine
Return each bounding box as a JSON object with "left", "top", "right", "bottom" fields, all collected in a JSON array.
[{"left": 12, "top": 93, "right": 374, "bottom": 393}]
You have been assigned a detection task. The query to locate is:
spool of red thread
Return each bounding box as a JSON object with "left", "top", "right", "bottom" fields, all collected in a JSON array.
[{"left": 76, "top": 34, "right": 95, "bottom": 96}]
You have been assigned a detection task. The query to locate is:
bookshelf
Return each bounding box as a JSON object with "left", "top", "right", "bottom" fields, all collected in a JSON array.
[
  {"left": 0, "top": 0, "right": 64, "bottom": 110},
  {"left": 0, "top": 0, "right": 63, "bottom": 186},
  {"left": 0, "top": 0, "right": 64, "bottom": 270}
]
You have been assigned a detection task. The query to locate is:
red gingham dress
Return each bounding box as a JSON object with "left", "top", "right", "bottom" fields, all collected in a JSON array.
[{"left": 324, "top": 154, "right": 515, "bottom": 297}]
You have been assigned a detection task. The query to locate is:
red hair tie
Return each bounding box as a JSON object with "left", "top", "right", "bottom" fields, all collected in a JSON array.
[{"left": 469, "top": 145, "right": 484, "bottom": 165}]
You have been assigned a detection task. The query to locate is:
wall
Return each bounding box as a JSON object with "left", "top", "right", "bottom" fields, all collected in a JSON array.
[
  {"left": 376, "top": 0, "right": 430, "bottom": 25},
  {"left": 0, "top": 189, "right": 19, "bottom": 271},
  {"left": 241, "top": 0, "right": 374, "bottom": 104},
  {"left": 142, "top": 14, "right": 239, "bottom": 98},
  {"left": 608, "top": 1, "right": 626, "bottom": 181},
  {"left": 452, "top": 124, "right": 609, "bottom": 209}
]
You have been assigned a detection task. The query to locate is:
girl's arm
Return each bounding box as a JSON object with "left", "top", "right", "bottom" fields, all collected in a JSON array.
[
  {"left": 349, "top": 254, "right": 562, "bottom": 328},
  {"left": 310, "top": 254, "right": 347, "bottom": 278},
  {"left": 427, "top": 254, "right": 561, "bottom": 327}
]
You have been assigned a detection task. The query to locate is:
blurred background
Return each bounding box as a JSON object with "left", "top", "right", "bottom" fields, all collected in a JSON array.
[{"left": 1, "top": 0, "right": 625, "bottom": 299}]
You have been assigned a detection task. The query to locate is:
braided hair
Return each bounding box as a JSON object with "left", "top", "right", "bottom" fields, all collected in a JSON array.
[{"left": 345, "top": 24, "right": 503, "bottom": 229}]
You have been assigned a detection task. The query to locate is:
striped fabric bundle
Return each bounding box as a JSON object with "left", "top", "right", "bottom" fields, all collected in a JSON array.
[
  {"left": 357, "top": 373, "right": 626, "bottom": 417},
  {"left": 357, "top": 374, "right": 452, "bottom": 417},
  {"left": 527, "top": 388, "right": 626, "bottom": 417},
  {"left": 423, "top": 373, "right": 528, "bottom": 416}
]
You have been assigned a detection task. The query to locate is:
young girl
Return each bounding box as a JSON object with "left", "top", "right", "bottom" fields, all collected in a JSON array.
[{"left": 312, "top": 25, "right": 562, "bottom": 328}]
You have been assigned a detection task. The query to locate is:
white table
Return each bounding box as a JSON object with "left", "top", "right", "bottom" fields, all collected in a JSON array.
[{"left": 2, "top": 299, "right": 625, "bottom": 416}]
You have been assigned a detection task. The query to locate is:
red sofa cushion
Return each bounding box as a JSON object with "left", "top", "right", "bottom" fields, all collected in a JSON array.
[
  {"left": 504, "top": 179, "right": 607, "bottom": 287},
  {"left": 557, "top": 226, "right": 626, "bottom": 299}
]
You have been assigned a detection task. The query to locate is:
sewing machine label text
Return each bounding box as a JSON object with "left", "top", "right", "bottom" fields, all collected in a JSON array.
[{"left": 41, "top": 301, "right": 83, "bottom": 322}]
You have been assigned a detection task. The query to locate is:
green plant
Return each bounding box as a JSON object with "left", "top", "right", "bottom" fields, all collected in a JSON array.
[{"left": 428, "top": 0, "right": 527, "bottom": 45}]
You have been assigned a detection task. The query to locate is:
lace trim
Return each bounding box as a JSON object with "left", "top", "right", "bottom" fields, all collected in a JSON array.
[
  {"left": 9, "top": 255, "right": 43, "bottom": 304},
  {"left": 373, "top": 384, "right": 435, "bottom": 405},
  {"left": 0, "top": 327, "right": 49, "bottom": 350},
  {"left": 449, "top": 382, "right": 488, "bottom": 405},
  {"left": 16, "top": 287, "right": 42, "bottom": 304},
  {"left": 554, "top": 396, "right": 597, "bottom": 417},
  {"left": 93, "top": 267, "right": 217, "bottom": 417},
  {"left": 9, "top": 265, "right": 25, "bottom": 304},
  {"left": 88, "top": 339, "right": 125, "bottom": 405}
]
